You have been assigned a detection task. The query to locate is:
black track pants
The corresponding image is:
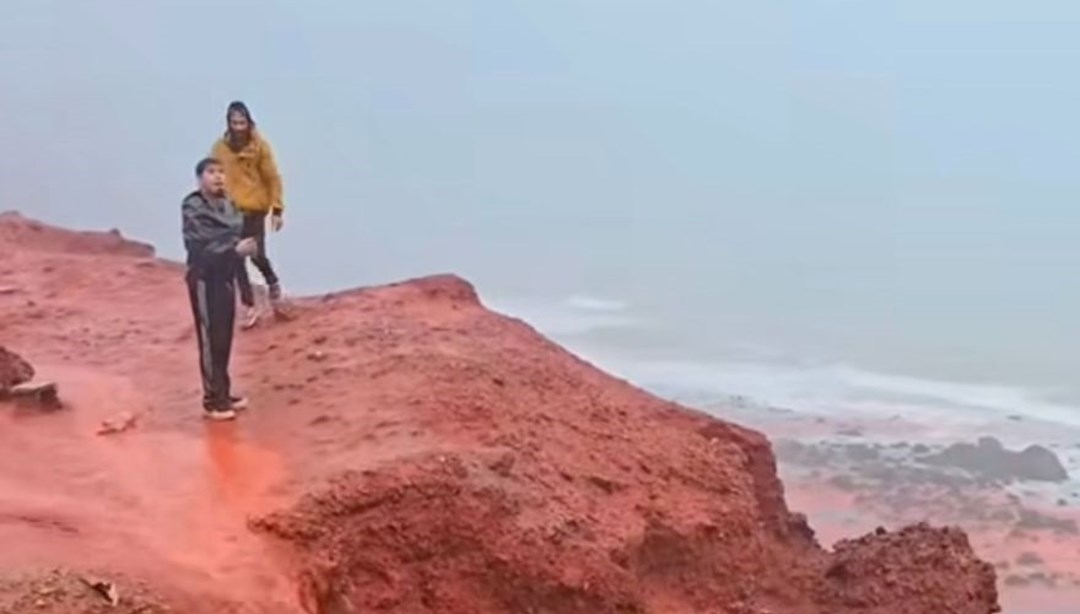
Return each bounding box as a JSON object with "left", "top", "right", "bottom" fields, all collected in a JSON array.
[
  {"left": 187, "top": 271, "right": 236, "bottom": 409},
  {"left": 236, "top": 212, "right": 280, "bottom": 307}
]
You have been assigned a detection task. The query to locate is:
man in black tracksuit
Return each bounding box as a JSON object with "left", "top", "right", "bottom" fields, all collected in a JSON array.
[{"left": 182, "top": 158, "right": 258, "bottom": 420}]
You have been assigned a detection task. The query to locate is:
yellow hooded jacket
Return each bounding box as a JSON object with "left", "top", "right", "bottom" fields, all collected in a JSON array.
[{"left": 210, "top": 131, "right": 284, "bottom": 215}]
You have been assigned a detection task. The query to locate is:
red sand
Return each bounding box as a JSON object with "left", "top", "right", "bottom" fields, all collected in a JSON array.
[{"left": 0, "top": 212, "right": 999, "bottom": 613}]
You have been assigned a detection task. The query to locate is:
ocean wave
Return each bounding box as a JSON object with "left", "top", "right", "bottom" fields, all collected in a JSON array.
[
  {"left": 487, "top": 295, "right": 645, "bottom": 336},
  {"left": 487, "top": 292, "right": 1080, "bottom": 432},
  {"left": 564, "top": 295, "right": 629, "bottom": 312},
  {"left": 599, "top": 357, "right": 1080, "bottom": 428}
]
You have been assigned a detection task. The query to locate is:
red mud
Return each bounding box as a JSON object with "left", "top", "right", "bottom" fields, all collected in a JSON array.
[{"left": 0, "top": 212, "right": 1000, "bottom": 613}]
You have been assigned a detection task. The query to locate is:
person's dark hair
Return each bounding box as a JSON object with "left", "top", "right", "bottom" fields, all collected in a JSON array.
[
  {"left": 195, "top": 157, "right": 222, "bottom": 177},
  {"left": 226, "top": 101, "right": 255, "bottom": 128}
]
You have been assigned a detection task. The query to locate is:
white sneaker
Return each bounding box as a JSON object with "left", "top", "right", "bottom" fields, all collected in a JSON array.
[
  {"left": 203, "top": 408, "right": 237, "bottom": 421},
  {"left": 241, "top": 306, "right": 259, "bottom": 329}
]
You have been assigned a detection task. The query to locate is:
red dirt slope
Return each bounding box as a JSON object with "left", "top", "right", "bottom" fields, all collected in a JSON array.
[{"left": 0, "top": 212, "right": 999, "bottom": 613}]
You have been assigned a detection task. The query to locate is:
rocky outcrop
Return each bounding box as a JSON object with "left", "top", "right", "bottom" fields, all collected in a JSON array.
[
  {"left": 0, "top": 347, "right": 60, "bottom": 409},
  {"left": 0, "top": 215, "right": 1002, "bottom": 613},
  {"left": 821, "top": 524, "right": 999, "bottom": 613},
  {"left": 245, "top": 275, "right": 998, "bottom": 614},
  {"left": 0, "top": 211, "right": 154, "bottom": 259},
  {"left": 0, "top": 346, "right": 33, "bottom": 392},
  {"left": 922, "top": 437, "right": 1068, "bottom": 483},
  {"left": 0, "top": 570, "right": 167, "bottom": 614}
]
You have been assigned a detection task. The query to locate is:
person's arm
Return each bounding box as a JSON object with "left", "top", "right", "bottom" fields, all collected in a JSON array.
[
  {"left": 182, "top": 197, "right": 211, "bottom": 267},
  {"left": 258, "top": 140, "right": 284, "bottom": 216}
]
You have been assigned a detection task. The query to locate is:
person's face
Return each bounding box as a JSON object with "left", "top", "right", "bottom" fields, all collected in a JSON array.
[
  {"left": 228, "top": 111, "right": 251, "bottom": 136},
  {"left": 200, "top": 164, "right": 226, "bottom": 196}
]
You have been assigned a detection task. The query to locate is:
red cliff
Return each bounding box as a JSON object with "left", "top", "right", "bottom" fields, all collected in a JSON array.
[{"left": 0, "top": 212, "right": 998, "bottom": 613}]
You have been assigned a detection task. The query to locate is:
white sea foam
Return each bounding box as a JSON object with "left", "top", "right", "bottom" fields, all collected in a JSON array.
[
  {"left": 489, "top": 292, "right": 1080, "bottom": 505},
  {"left": 486, "top": 295, "right": 645, "bottom": 336},
  {"left": 564, "top": 295, "right": 630, "bottom": 312},
  {"left": 489, "top": 293, "right": 1080, "bottom": 436},
  {"left": 625, "top": 360, "right": 1065, "bottom": 417}
]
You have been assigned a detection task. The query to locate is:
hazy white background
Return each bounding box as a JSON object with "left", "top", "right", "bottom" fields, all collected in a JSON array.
[{"left": 2, "top": 1, "right": 1078, "bottom": 406}]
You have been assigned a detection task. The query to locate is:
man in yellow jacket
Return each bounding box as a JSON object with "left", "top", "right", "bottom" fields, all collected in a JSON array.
[{"left": 211, "top": 101, "right": 285, "bottom": 328}]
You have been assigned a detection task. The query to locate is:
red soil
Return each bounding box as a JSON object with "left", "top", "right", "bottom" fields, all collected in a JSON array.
[{"left": 0, "top": 212, "right": 1000, "bottom": 613}]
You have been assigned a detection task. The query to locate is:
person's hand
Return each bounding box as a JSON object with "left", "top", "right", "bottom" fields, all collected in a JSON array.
[
  {"left": 270, "top": 213, "right": 284, "bottom": 233},
  {"left": 236, "top": 237, "right": 258, "bottom": 257}
]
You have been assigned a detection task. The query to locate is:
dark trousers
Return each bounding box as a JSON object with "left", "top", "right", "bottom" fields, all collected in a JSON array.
[
  {"left": 236, "top": 212, "right": 280, "bottom": 307},
  {"left": 187, "top": 270, "right": 236, "bottom": 410}
]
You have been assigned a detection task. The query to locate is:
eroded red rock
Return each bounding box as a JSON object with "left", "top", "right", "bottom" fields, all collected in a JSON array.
[
  {"left": 822, "top": 524, "right": 999, "bottom": 613},
  {"left": 0, "top": 211, "right": 154, "bottom": 259},
  {"left": 0, "top": 215, "right": 1001, "bottom": 613},
  {"left": 0, "top": 346, "right": 34, "bottom": 392}
]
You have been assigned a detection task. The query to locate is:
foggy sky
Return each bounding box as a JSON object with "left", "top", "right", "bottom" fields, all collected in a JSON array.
[{"left": 2, "top": 0, "right": 1079, "bottom": 393}]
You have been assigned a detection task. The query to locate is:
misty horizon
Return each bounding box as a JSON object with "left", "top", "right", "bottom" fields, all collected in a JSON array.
[{"left": 3, "top": 1, "right": 1079, "bottom": 401}]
